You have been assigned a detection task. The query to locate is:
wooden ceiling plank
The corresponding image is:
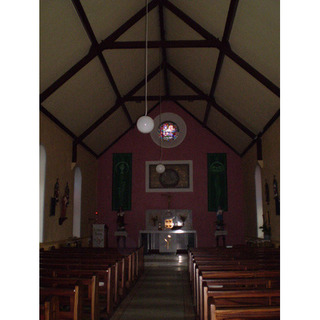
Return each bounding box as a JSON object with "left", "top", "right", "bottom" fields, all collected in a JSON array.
[
  {"left": 72, "top": 0, "right": 133, "bottom": 127},
  {"left": 204, "top": 0, "right": 239, "bottom": 125},
  {"left": 167, "top": 63, "right": 255, "bottom": 138}
]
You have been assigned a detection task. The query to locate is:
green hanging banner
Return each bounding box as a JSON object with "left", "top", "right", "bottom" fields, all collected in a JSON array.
[
  {"left": 112, "top": 153, "right": 132, "bottom": 211},
  {"left": 207, "top": 153, "right": 228, "bottom": 212}
]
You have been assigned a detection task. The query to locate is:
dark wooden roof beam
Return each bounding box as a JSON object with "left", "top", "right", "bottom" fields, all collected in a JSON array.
[
  {"left": 166, "top": 63, "right": 255, "bottom": 138},
  {"left": 75, "top": 64, "right": 162, "bottom": 143},
  {"left": 204, "top": 0, "right": 239, "bottom": 125},
  {"left": 40, "top": 105, "right": 98, "bottom": 158},
  {"left": 125, "top": 95, "right": 206, "bottom": 102},
  {"left": 40, "top": 0, "right": 159, "bottom": 103},
  {"left": 72, "top": 0, "right": 133, "bottom": 127},
  {"left": 163, "top": 0, "right": 279, "bottom": 97},
  {"left": 101, "top": 40, "right": 219, "bottom": 49}
]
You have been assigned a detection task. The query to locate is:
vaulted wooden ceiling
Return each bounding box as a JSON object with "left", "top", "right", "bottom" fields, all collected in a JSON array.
[{"left": 40, "top": 0, "right": 280, "bottom": 158}]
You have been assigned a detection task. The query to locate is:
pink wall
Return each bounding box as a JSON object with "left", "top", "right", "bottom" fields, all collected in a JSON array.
[{"left": 97, "top": 102, "right": 245, "bottom": 248}]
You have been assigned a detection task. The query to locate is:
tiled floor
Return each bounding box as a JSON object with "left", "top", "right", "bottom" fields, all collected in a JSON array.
[{"left": 110, "top": 254, "right": 196, "bottom": 320}]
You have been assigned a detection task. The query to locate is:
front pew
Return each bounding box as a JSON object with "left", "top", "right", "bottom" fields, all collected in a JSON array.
[
  {"left": 40, "top": 285, "right": 82, "bottom": 320},
  {"left": 40, "top": 276, "right": 99, "bottom": 320}
]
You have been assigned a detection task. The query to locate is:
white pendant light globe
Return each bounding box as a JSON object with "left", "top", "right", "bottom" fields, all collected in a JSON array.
[
  {"left": 137, "top": 115, "right": 154, "bottom": 134},
  {"left": 156, "top": 163, "right": 165, "bottom": 174}
]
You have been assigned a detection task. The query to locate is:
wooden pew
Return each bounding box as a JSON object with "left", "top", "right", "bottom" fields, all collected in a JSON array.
[
  {"left": 40, "top": 276, "right": 99, "bottom": 320},
  {"left": 42, "top": 267, "right": 115, "bottom": 317},
  {"left": 204, "top": 288, "right": 280, "bottom": 320},
  {"left": 40, "top": 285, "right": 82, "bottom": 320},
  {"left": 210, "top": 304, "right": 280, "bottom": 320},
  {"left": 201, "top": 277, "right": 280, "bottom": 320},
  {"left": 197, "top": 270, "right": 280, "bottom": 319}
]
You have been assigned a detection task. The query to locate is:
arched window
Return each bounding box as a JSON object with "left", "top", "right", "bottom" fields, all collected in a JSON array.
[
  {"left": 73, "top": 167, "right": 82, "bottom": 238},
  {"left": 255, "top": 165, "right": 264, "bottom": 238},
  {"left": 40, "top": 145, "right": 46, "bottom": 243}
]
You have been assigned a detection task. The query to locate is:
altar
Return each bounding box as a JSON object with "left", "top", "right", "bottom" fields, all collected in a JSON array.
[{"left": 139, "top": 209, "right": 197, "bottom": 254}]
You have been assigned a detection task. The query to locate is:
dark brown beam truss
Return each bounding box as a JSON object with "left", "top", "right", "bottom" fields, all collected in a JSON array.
[
  {"left": 75, "top": 64, "right": 163, "bottom": 144},
  {"left": 98, "top": 101, "right": 161, "bottom": 158},
  {"left": 162, "top": 0, "right": 280, "bottom": 97},
  {"left": 40, "top": 0, "right": 159, "bottom": 103},
  {"left": 71, "top": 0, "right": 133, "bottom": 128},
  {"left": 204, "top": 0, "right": 239, "bottom": 126},
  {"left": 40, "top": 105, "right": 98, "bottom": 158},
  {"left": 125, "top": 95, "right": 205, "bottom": 102},
  {"left": 166, "top": 63, "right": 255, "bottom": 139},
  {"left": 240, "top": 109, "right": 280, "bottom": 157},
  {"left": 174, "top": 101, "right": 241, "bottom": 156},
  {"left": 101, "top": 39, "right": 219, "bottom": 49}
]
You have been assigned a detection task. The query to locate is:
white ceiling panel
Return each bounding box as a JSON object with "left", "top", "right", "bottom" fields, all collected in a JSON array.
[
  {"left": 178, "top": 101, "right": 207, "bottom": 123},
  {"left": 40, "top": 0, "right": 280, "bottom": 156},
  {"left": 215, "top": 56, "right": 280, "bottom": 134},
  {"left": 172, "top": 0, "right": 231, "bottom": 39},
  {"left": 42, "top": 58, "right": 117, "bottom": 136},
  {"left": 168, "top": 71, "right": 199, "bottom": 96},
  {"left": 167, "top": 48, "right": 219, "bottom": 94},
  {"left": 83, "top": 108, "right": 131, "bottom": 155},
  {"left": 103, "top": 48, "right": 160, "bottom": 96},
  {"left": 133, "top": 70, "right": 166, "bottom": 97},
  {"left": 40, "top": 0, "right": 92, "bottom": 91},
  {"left": 165, "top": 7, "right": 205, "bottom": 40},
  {"left": 80, "top": 0, "right": 147, "bottom": 42},
  {"left": 117, "top": 5, "right": 160, "bottom": 42},
  {"left": 229, "top": 0, "right": 280, "bottom": 86},
  {"left": 207, "top": 107, "right": 252, "bottom": 154}
]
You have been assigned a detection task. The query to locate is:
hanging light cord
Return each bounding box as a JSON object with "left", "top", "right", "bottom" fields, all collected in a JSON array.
[
  {"left": 144, "top": 0, "right": 149, "bottom": 116},
  {"left": 159, "top": 47, "right": 163, "bottom": 162}
]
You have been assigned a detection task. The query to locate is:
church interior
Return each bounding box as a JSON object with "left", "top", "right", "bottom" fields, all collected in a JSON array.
[{"left": 38, "top": 1, "right": 284, "bottom": 319}]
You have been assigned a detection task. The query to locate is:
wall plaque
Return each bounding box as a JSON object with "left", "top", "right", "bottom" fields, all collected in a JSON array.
[{"left": 146, "top": 160, "right": 193, "bottom": 192}]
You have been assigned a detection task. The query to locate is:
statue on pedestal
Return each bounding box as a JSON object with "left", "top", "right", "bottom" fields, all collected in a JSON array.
[
  {"left": 216, "top": 206, "right": 224, "bottom": 230},
  {"left": 116, "top": 207, "right": 126, "bottom": 231}
]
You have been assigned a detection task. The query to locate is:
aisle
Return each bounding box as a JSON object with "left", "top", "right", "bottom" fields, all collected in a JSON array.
[{"left": 110, "top": 254, "right": 196, "bottom": 320}]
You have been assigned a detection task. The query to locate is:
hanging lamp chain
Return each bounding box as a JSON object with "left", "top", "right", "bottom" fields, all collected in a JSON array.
[{"left": 144, "top": 0, "right": 149, "bottom": 116}]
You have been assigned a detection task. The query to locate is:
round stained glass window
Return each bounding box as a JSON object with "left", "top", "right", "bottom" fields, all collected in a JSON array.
[
  {"left": 150, "top": 112, "right": 187, "bottom": 148},
  {"left": 159, "top": 121, "right": 179, "bottom": 141}
]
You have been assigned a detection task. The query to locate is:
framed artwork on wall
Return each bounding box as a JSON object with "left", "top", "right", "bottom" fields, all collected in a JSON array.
[{"left": 146, "top": 160, "right": 193, "bottom": 192}]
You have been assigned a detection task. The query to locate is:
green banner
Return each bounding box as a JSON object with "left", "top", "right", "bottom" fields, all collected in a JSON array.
[
  {"left": 208, "top": 153, "right": 228, "bottom": 211},
  {"left": 112, "top": 153, "right": 132, "bottom": 211}
]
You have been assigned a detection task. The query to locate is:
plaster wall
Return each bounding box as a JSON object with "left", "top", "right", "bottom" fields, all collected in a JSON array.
[
  {"left": 40, "top": 113, "right": 97, "bottom": 243},
  {"left": 241, "top": 118, "right": 280, "bottom": 241},
  {"left": 97, "top": 102, "right": 245, "bottom": 248}
]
